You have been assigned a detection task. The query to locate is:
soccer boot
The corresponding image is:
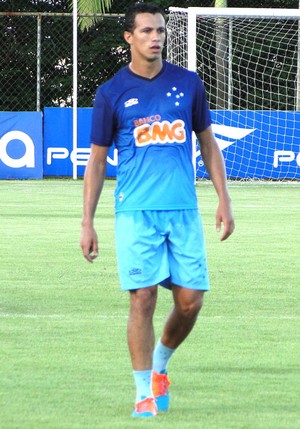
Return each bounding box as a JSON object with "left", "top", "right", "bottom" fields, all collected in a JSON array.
[
  {"left": 131, "top": 396, "right": 158, "bottom": 418},
  {"left": 152, "top": 371, "right": 171, "bottom": 412}
]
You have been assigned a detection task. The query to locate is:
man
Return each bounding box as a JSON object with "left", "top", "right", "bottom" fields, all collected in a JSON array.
[{"left": 80, "top": 2, "right": 234, "bottom": 419}]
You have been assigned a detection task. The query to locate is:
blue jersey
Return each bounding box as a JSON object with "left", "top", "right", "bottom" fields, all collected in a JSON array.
[{"left": 90, "top": 61, "right": 211, "bottom": 212}]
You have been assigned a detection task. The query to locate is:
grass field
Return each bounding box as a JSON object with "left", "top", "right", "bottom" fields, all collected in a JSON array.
[{"left": 0, "top": 179, "right": 299, "bottom": 429}]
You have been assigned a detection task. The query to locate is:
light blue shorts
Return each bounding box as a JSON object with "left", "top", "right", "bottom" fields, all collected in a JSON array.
[{"left": 115, "top": 210, "right": 210, "bottom": 291}]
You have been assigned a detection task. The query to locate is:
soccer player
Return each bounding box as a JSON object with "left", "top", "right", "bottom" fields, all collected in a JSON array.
[{"left": 80, "top": 2, "right": 235, "bottom": 418}]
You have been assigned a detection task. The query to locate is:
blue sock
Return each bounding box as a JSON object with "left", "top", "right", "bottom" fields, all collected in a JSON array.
[
  {"left": 133, "top": 370, "right": 152, "bottom": 403},
  {"left": 153, "top": 338, "right": 176, "bottom": 374}
]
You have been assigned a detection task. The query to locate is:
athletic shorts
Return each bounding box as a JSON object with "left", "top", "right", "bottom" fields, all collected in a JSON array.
[{"left": 115, "top": 209, "right": 210, "bottom": 291}]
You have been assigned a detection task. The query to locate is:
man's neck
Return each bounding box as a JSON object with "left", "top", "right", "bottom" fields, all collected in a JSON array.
[{"left": 129, "top": 59, "right": 163, "bottom": 79}]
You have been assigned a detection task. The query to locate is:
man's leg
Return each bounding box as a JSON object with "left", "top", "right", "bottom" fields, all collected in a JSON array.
[
  {"left": 128, "top": 286, "right": 158, "bottom": 417},
  {"left": 152, "top": 286, "right": 205, "bottom": 411},
  {"left": 161, "top": 286, "right": 204, "bottom": 349}
]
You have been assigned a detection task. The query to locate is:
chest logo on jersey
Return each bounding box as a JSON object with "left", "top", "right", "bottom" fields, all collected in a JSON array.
[
  {"left": 134, "top": 119, "right": 186, "bottom": 147},
  {"left": 125, "top": 98, "right": 139, "bottom": 108}
]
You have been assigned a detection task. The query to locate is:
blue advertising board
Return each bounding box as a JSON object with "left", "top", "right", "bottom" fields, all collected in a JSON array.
[
  {"left": 0, "top": 112, "right": 43, "bottom": 179},
  {"left": 44, "top": 108, "right": 117, "bottom": 177},
  {"left": 197, "top": 110, "right": 300, "bottom": 179},
  {"left": 1, "top": 109, "right": 299, "bottom": 180},
  {"left": 43, "top": 108, "right": 300, "bottom": 180}
]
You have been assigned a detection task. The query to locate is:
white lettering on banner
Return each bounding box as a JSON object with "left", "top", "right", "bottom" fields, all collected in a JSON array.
[
  {"left": 47, "top": 147, "right": 69, "bottom": 164},
  {"left": 107, "top": 148, "right": 118, "bottom": 166},
  {"left": 273, "top": 150, "right": 300, "bottom": 168},
  {"left": 0, "top": 131, "right": 35, "bottom": 168},
  {"left": 47, "top": 147, "right": 118, "bottom": 166},
  {"left": 70, "top": 148, "right": 91, "bottom": 166}
]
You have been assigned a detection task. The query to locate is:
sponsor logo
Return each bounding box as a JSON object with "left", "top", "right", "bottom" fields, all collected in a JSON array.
[
  {"left": 273, "top": 150, "right": 300, "bottom": 168},
  {"left": 133, "top": 115, "right": 162, "bottom": 127},
  {"left": 125, "top": 98, "right": 139, "bottom": 108},
  {"left": 134, "top": 119, "right": 186, "bottom": 146},
  {"left": 212, "top": 124, "right": 256, "bottom": 151},
  {"left": 0, "top": 131, "right": 35, "bottom": 168},
  {"left": 47, "top": 147, "right": 118, "bottom": 166},
  {"left": 129, "top": 268, "right": 142, "bottom": 276},
  {"left": 196, "top": 124, "right": 256, "bottom": 167}
]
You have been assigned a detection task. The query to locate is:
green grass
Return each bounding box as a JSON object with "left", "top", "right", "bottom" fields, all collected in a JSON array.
[{"left": 0, "top": 179, "right": 299, "bottom": 429}]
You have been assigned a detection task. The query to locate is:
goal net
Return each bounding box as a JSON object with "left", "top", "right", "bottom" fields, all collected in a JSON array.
[{"left": 167, "top": 7, "right": 300, "bottom": 180}]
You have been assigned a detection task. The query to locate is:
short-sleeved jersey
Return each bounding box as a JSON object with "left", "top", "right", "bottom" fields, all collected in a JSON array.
[{"left": 91, "top": 61, "right": 211, "bottom": 212}]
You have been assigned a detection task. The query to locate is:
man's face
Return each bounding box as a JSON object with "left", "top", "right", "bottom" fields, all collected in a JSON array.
[{"left": 124, "top": 13, "right": 166, "bottom": 62}]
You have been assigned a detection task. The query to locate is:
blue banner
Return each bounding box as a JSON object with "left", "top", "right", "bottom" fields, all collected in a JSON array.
[
  {"left": 196, "top": 110, "right": 300, "bottom": 179},
  {"left": 0, "top": 112, "right": 43, "bottom": 179},
  {"left": 43, "top": 108, "right": 299, "bottom": 180},
  {"left": 44, "top": 108, "right": 116, "bottom": 177}
]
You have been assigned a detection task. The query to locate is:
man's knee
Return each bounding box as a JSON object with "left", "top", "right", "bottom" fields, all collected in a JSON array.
[
  {"left": 173, "top": 288, "right": 205, "bottom": 319},
  {"left": 129, "top": 286, "right": 158, "bottom": 316},
  {"left": 179, "top": 299, "right": 203, "bottom": 319}
]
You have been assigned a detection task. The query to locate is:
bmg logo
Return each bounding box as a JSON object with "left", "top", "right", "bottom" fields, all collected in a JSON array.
[{"left": 0, "top": 130, "right": 35, "bottom": 168}]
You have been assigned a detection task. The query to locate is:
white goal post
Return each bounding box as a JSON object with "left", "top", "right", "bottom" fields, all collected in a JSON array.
[{"left": 167, "top": 7, "right": 300, "bottom": 180}]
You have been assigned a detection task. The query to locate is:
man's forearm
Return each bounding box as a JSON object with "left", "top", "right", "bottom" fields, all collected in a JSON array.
[
  {"left": 82, "top": 157, "right": 107, "bottom": 226},
  {"left": 200, "top": 138, "right": 230, "bottom": 202}
]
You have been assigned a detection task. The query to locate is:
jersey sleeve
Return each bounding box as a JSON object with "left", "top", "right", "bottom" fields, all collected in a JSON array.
[
  {"left": 192, "top": 76, "right": 212, "bottom": 134},
  {"left": 90, "top": 88, "right": 114, "bottom": 147}
]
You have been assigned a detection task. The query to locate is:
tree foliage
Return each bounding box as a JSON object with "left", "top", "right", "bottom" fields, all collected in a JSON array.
[{"left": 0, "top": 0, "right": 299, "bottom": 110}]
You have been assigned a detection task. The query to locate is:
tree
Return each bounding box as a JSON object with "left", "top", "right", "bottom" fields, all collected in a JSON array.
[
  {"left": 77, "top": 0, "right": 113, "bottom": 14},
  {"left": 76, "top": 0, "right": 113, "bottom": 31}
]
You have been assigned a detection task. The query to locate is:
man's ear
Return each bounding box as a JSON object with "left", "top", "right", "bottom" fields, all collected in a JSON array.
[{"left": 124, "top": 31, "right": 132, "bottom": 45}]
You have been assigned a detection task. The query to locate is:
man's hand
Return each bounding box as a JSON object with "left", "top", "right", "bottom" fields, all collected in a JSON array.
[
  {"left": 216, "top": 199, "right": 235, "bottom": 241},
  {"left": 80, "top": 225, "right": 99, "bottom": 262}
]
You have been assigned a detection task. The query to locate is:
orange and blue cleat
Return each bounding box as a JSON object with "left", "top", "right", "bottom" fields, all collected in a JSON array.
[
  {"left": 152, "top": 371, "right": 171, "bottom": 412},
  {"left": 132, "top": 396, "right": 158, "bottom": 418}
]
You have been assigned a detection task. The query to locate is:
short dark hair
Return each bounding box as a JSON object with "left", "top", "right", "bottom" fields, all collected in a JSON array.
[{"left": 124, "top": 2, "right": 165, "bottom": 33}]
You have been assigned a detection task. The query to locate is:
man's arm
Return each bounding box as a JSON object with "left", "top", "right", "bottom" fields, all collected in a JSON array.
[
  {"left": 80, "top": 144, "right": 110, "bottom": 262},
  {"left": 196, "top": 126, "right": 235, "bottom": 241}
]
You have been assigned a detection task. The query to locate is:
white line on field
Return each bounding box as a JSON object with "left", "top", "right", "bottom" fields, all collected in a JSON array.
[
  {"left": 0, "top": 313, "right": 126, "bottom": 319},
  {"left": 0, "top": 313, "right": 298, "bottom": 320}
]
